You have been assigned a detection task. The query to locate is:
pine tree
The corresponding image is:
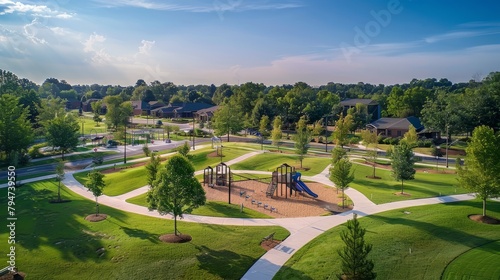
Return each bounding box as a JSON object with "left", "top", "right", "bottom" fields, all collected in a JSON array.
[{"left": 337, "top": 214, "right": 376, "bottom": 280}]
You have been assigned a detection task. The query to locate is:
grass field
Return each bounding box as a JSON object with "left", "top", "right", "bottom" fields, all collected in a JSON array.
[
  {"left": 442, "top": 240, "right": 500, "bottom": 279},
  {"left": 276, "top": 200, "right": 500, "bottom": 280},
  {"left": 230, "top": 153, "right": 330, "bottom": 176},
  {"left": 126, "top": 193, "right": 273, "bottom": 219},
  {"left": 0, "top": 181, "right": 289, "bottom": 279},
  {"left": 350, "top": 163, "right": 467, "bottom": 204}
]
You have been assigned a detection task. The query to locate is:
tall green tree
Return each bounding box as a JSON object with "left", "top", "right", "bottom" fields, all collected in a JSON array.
[
  {"left": 104, "top": 96, "right": 133, "bottom": 129},
  {"left": 259, "top": 115, "right": 270, "bottom": 148},
  {"left": 331, "top": 146, "right": 347, "bottom": 165},
  {"left": 147, "top": 154, "right": 206, "bottom": 236},
  {"left": 337, "top": 214, "right": 376, "bottom": 280},
  {"left": 391, "top": 142, "right": 416, "bottom": 194},
  {"left": 212, "top": 97, "right": 244, "bottom": 142},
  {"left": 86, "top": 169, "right": 106, "bottom": 216},
  {"left": 45, "top": 114, "right": 80, "bottom": 160},
  {"left": 0, "top": 94, "right": 33, "bottom": 164},
  {"left": 457, "top": 126, "right": 500, "bottom": 217},
  {"left": 36, "top": 96, "right": 66, "bottom": 128},
  {"left": 271, "top": 116, "right": 283, "bottom": 151},
  {"left": 294, "top": 116, "right": 311, "bottom": 168},
  {"left": 329, "top": 158, "right": 354, "bottom": 208}
]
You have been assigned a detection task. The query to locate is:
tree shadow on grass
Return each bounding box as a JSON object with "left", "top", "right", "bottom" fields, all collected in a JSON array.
[
  {"left": 118, "top": 226, "right": 160, "bottom": 244},
  {"left": 193, "top": 244, "right": 298, "bottom": 280},
  {"left": 369, "top": 213, "right": 495, "bottom": 249}
]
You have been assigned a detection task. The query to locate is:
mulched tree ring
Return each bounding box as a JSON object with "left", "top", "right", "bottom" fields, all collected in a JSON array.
[
  {"left": 159, "top": 234, "right": 192, "bottom": 243},
  {"left": 85, "top": 214, "right": 108, "bottom": 222},
  {"left": 468, "top": 214, "right": 500, "bottom": 225},
  {"left": 393, "top": 192, "right": 412, "bottom": 197}
]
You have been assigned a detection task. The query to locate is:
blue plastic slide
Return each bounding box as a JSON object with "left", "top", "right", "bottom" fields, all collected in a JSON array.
[{"left": 292, "top": 172, "right": 318, "bottom": 198}]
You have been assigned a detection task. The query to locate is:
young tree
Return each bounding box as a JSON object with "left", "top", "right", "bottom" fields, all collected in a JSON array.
[
  {"left": 311, "top": 119, "right": 324, "bottom": 142},
  {"left": 212, "top": 97, "right": 244, "bottom": 142},
  {"left": 147, "top": 154, "right": 206, "bottom": 236},
  {"left": 259, "top": 115, "right": 270, "bottom": 137},
  {"left": 164, "top": 124, "right": 179, "bottom": 140},
  {"left": 54, "top": 160, "right": 65, "bottom": 202},
  {"left": 337, "top": 214, "right": 376, "bottom": 280},
  {"left": 361, "top": 129, "right": 379, "bottom": 178},
  {"left": 177, "top": 141, "right": 190, "bottom": 157},
  {"left": 294, "top": 116, "right": 311, "bottom": 168},
  {"left": 333, "top": 113, "right": 353, "bottom": 148},
  {"left": 142, "top": 145, "right": 151, "bottom": 157},
  {"left": 145, "top": 154, "right": 161, "bottom": 188},
  {"left": 391, "top": 142, "right": 416, "bottom": 194},
  {"left": 329, "top": 158, "right": 354, "bottom": 208},
  {"left": 458, "top": 125, "right": 500, "bottom": 217},
  {"left": 402, "top": 124, "right": 418, "bottom": 147},
  {"left": 331, "top": 146, "right": 347, "bottom": 165},
  {"left": 86, "top": 169, "right": 106, "bottom": 216},
  {"left": 45, "top": 114, "right": 80, "bottom": 160},
  {"left": 36, "top": 96, "right": 66, "bottom": 128},
  {"left": 271, "top": 116, "right": 283, "bottom": 151},
  {"left": 91, "top": 100, "right": 103, "bottom": 126}
]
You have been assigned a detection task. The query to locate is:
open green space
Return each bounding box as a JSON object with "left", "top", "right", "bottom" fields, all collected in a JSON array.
[
  {"left": 230, "top": 153, "right": 330, "bottom": 176},
  {"left": 0, "top": 181, "right": 289, "bottom": 279},
  {"left": 74, "top": 147, "right": 256, "bottom": 196},
  {"left": 442, "top": 240, "right": 500, "bottom": 279},
  {"left": 276, "top": 200, "right": 500, "bottom": 280},
  {"left": 350, "top": 163, "right": 466, "bottom": 204},
  {"left": 127, "top": 193, "right": 273, "bottom": 219}
]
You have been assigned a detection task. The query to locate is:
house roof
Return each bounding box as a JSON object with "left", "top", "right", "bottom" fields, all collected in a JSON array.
[
  {"left": 340, "top": 98, "right": 378, "bottom": 107},
  {"left": 195, "top": 105, "right": 219, "bottom": 115},
  {"left": 368, "top": 117, "right": 424, "bottom": 131},
  {"left": 131, "top": 100, "right": 149, "bottom": 110},
  {"left": 172, "top": 102, "right": 214, "bottom": 113}
]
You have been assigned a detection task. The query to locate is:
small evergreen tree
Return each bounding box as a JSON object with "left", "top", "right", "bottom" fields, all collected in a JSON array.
[{"left": 337, "top": 214, "right": 376, "bottom": 280}]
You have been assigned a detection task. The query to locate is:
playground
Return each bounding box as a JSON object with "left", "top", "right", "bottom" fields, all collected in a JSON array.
[{"left": 202, "top": 163, "right": 350, "bottom": 217}]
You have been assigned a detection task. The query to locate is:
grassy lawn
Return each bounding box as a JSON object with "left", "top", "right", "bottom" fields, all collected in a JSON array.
[
  {"left": 442, "top": 240, "right": 500, "bottom": 279},
  {"left": 0, "top": 181, "right": 289, "bottom": 280},
  {"left": 350, "top": 163, "right": 466, "bottom": 204},
  {"left": 74, "top": 166, "right": 148, "bottom": 196},
  {"left": 0, "top": 172, "right": 54, "bottom": 184},
  {"left": 276, "top": 200, "right": 500, "bottom": 280},
  {"left": 230, "top": 153, "right": 330, "bottom": 176},
  {"left": 29, "top": 151, "right": 116, "bottom": 167},
  {"left": 127, "top": 193, "right": 273, "bottom": 219},
  {"left": 74, "top": 147, "right": 255, "bottom": 196}
]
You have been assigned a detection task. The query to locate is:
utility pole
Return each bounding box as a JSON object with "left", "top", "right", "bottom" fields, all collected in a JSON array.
[
  {"left": 324, "top": 115, "right": 328, "bottom": 152},
  {"left": 124, "top": 122, "right": 127, "bottom": 164},
  {"left": 445, "top": 125, "right": 449, "bottom": 168},
  {"left": 192, "top": 112, "right": 196, "bottom": 150}
]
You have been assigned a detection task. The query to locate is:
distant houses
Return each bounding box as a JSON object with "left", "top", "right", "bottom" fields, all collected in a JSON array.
[
  {"left": 366, "top": 116, "right": 440, "bottom": 139},
  {"left": 340, "top": 98, "right": 381, "bottom": 121},
  {"left": 151, "top": 102, "right": 214, "bottom": 119}
]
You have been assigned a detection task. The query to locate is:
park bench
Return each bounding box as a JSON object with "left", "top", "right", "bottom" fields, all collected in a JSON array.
[{"left": 261, "top": 232, "right": 275, "bottom": 244}]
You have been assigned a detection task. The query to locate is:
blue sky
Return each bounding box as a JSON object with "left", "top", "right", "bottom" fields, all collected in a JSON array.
[{"left": 1, "top": 0, "right": 500, "bottom": 86}]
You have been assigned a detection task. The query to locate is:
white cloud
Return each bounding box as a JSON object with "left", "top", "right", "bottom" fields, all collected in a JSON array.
[
  {"left": 138, "top": 40, "right": 155, "bottom": 55},
  {"left": 91, "top": 0, "right": 302, "bottom": 13},
  {"left": 83, "top": 33, "right": 106, "bottom": 52},
  {"left": 23, "top": 18, "right": 47, "bottom": 44},
  {"left": 0, "top": 0, "right": 74, "bottom": 18}
]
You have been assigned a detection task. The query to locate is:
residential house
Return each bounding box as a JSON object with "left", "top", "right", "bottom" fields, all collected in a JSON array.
[
  {"left": 339, "top": 98, "right": 380, "bottom": 121},
  {"left": 194, "top": 105, "right": 219, "bottom": 122},
  {"left": 152, "top": 102, "right": 214, "bottom": 119},
  {"left": 367, "top": 116, "right": 424, "bottom": 138}
]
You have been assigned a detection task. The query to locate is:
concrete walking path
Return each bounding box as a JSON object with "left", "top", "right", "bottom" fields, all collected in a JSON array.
[{"left": 1, "top": 149, "right": 479, "bottom": 280}]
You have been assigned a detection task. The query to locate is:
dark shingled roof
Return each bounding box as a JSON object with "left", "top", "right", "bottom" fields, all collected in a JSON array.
[{"left": 368, "top": 116, "right": 424, "bottom": 131}]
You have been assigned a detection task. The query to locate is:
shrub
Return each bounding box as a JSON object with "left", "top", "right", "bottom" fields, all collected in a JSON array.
[
  {"left": 377, "top": 135, "right": 386, "bottom": 144},
  {"left": 28, "top": 143, "right": 47, "bottom": 159},
  {"left": 142, "top": 145, "right": 151, "bottom": 157}
]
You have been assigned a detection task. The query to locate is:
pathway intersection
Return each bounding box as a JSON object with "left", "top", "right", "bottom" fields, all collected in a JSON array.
[{"left": 2, "top": 149, "right": 477, "bottom": 280}]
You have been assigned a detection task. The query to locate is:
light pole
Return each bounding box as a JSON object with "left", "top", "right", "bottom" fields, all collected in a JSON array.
[
  {"left": 445, "top": 125, "right": 449, "bottom": 168},
  {"left": 124, "top": 119, "right": 128, "bottom": 164},
  {"left": 220, "top": 145, "right": 223, "bottom": 163},
  {"left": 192, "top": 112, "right": 196, "bottom": 150},
  {"left": 435, "top": 146, "right": 440, "bottom": 171},
  {"left": 324, "top": 115, "right": 328, "bottom": 152}
]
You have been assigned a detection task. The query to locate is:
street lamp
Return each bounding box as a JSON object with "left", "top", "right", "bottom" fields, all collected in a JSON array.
[
  {"left": 220, "top": 145, "right": 223, "bottom": 163},
  {"left": 192, "top": 112, "right": 196, "bottom": 150},
  {"left": 324, "top": 115, "right": 328, "bottom": 152},
  {"left": 435, "top": 146, "right": 440, "bottom": 171},
  {"left": 445, "top": 125, "right": 449, "bottom": 168}
]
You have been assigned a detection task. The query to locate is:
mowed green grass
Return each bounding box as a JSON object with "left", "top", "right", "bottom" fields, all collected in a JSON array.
[
  {"left": 442, "top": 240, "right": 500, "bottom": 279},
  {"left": 0, "top": 181, "right": 289, "bottom": 280},
  {"left": 350, "top": 163, "right": 467, "bottom": 204},
  {"left": 73, "top": 147, "right": 255, "bottom": 196},
  {"left": 126, "top": 193, "right": 273, "bottom": 219},
  {"left": 231, "top": 153, "right": 330, "bottom": 176},
  {"left": 276, "top": 200, "right": 500, "bottom": 280}
]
